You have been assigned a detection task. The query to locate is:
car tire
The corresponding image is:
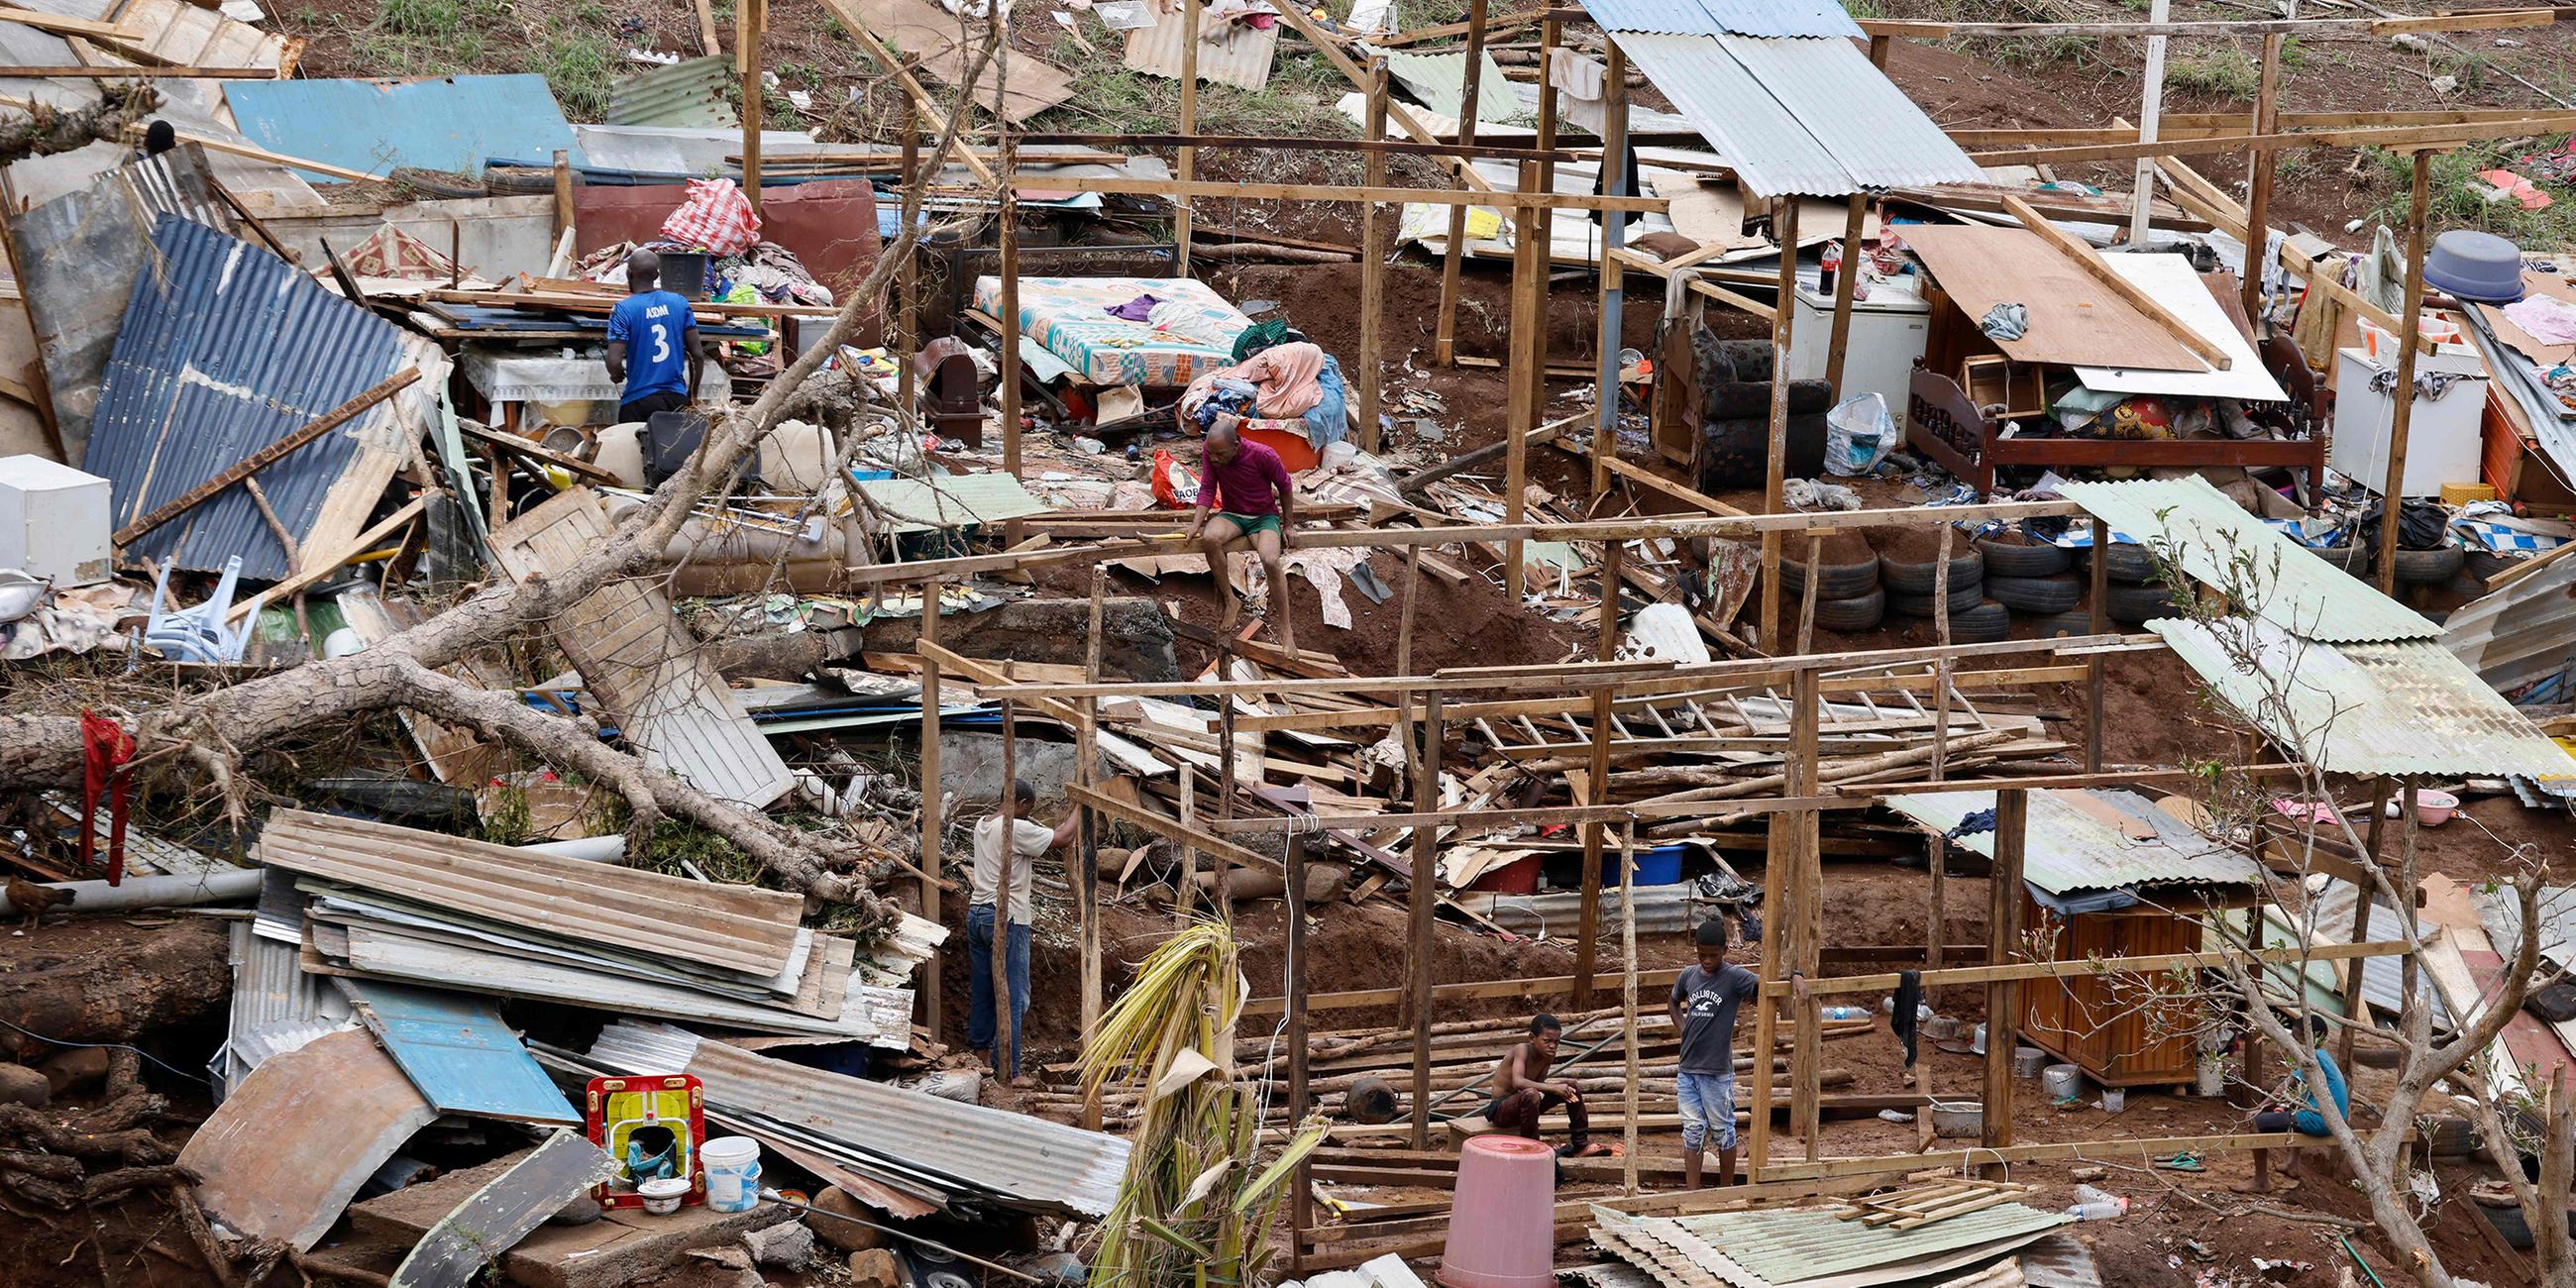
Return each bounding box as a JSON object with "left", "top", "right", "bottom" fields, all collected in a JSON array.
[
  {"left": 2091, "top": 543, "right": 2163, "bottom": 585},
  {"left": 1975, "top": 536, "right": 2073, "bottom": 578},
  {"left": 2310, "top": 543, "right": 2373, "bottom": 578},
  {"left": 1951, "top": 598, "right": 2011, "bottom": 643},
  {"left": 2105, "top": 581, "right": 2181, "bottom": 623},
  {"left": 1878, "top": 548, "right": 1985, "bottom": 595},
  {"left": 1886, "top": 580, "right": 1986, "bottom": 618},
  {"left": 2026, "top": 610, "right": 2096, "bottom": 639},
  {"left": 1781, "top": 555, "right": 1880, "bottom": 600},
  {"left": 1985, "top": 573, "right": 2084, "bottom": 614},
  {"left": 2466, "top": 550, "right": 2521, "bottom": 585},
  {"left": 1810, "top": 588, "right": 1886, "bottom": 633},
  {"left": 2392, "top": 545, "right": 2466, "bottom": 585}
]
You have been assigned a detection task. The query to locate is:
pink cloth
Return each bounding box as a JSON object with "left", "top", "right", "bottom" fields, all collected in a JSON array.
[{"left": 1181, "top": 341, "right": 1329, "bottom": 419}]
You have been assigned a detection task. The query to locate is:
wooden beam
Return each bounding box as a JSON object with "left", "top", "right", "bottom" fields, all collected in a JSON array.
[
  {"left": 1069, "top": 782, "right": 1285, "bottom": 878},
  {"left": 1176, "top": 0, "right": 1197, "bottom": 270},
  {"left": 1758, "top": 1129, "right": 2406, "bottom": 1182},
  {"left": 0, "top": 8, "right": 136, "bottom": 40},
  {"left": 223, "top": 493, "right": 432, "bottom": 625},
  {"left": 917, "top": 580, "right": 945, "bottom": 1042},
  {"left": 0, "top": 64, "right": 276, "bottom": 76},
  {"left": 1374, "top": 8, "right": 1544, "bottom": 46},
  {"left": 1017, "top": 132, "right": 1568, "bottom": 161},
  {"left": 2001, "top": 194, "right": 2232, "bottom": 371},
  {"left": 1969, "top": 116, "right": 2565, "bottom": 164},
  {"left": 1864, "top": 10, "right": 2554, "bottom": 38},
  {"left": 1835, "top": 762, "right": 2306, "bottom": 796},
  {"left": 1765, "top": 939, "right": 2416, "bottom": 999},
  {"left": 1014, "top": 173, "right": 1664, "bottom": 210},
  {"left": 1407, "top": 690, "right": 1444, "bottom": 1148},
  {"left": 1358, "top": 64, "right": 1390, "bottom": 456},
  {"left": 141, "top": 128, "right": 379, "bottom": 183},
  {"left": 113, "top": 370, "right": 420, "bottom": 548},
  {"left": 1980, "top": 789, "right": 2027, "bottom": 1171},
  {"left": 2378, "top": 151, "right": 2432, "bottom": 595}
]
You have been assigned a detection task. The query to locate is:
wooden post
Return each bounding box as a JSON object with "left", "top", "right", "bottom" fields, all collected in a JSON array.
[
  {"left": 2340, "top": 776, "right": 2391, "bottom": 1069},
  {"left": 1575, "top": 540, "right": 1622, "bottom": 1010},
  {"left": 1920, "top": 830, "right": 1946, "bottom": 1149},
  {"left": 1822, "top": 196, "right": 1868, "bottom": 395},
  {"left": 2129, "top": 0, "right": 2171, "bottom": 245},
  {"left": 1527, "top": 17, "right": 1560, "bottom": 425},
  {"left": 1408, "top": 690, "right": 1445, "bottom": 1149},
  {"left": 2087, "top": 516, "right": 2109, "bottom": 772},
  {"left": 2241, "top": 29, "right": 2286, "bottom": 318},
  {"left": 917, "top": 579, "right": 945, "bottom": 1039},
  {"left": 2375, "top": 150, "right": 2433, "bottom": 594},
  {"left": 1759, "top": 200, "right": 1801, "bottom": 649},
  {"left": 1078, "top": 569, "right": 1106, "bottom": 1125},
  {"left": 1358, "top": 62, "right": 1390, "bottom": 455},
  {"left": 995, "top": 686, "right": 1020, "bottom": 1078},
  {"left": 550, "top": 150, "right": 573, "bottom": 244},
  {"left": 1217, "top": 698, "right": 1238, "bottom": 920},
  {"left": 1175, "top": 762, "right": 1198, "bottom": 926},
  {"left": 1620, "top": 821, "right": 1641, "bottom": 1194},
  {"left": 1177, "top": 0, "right": 1198, "bottom": 271},
  {"left": 896, "top": 106, "right": 921, "bottom": 416},
  {"left": 739, "top": 0, "right": 765, "bottom": 212},
  {"left": 999, "top": 87, "right": 1023, "bottom": 479},
  {"left": 1591, "top": 38, "right": 1631, "bottom": 501},
  {"left": 1932, "top": 524, "right": 1954, "bottom": 780},
  {"left": 1433, "top": 0, "right": 1490, "bottom": 366},
  {"left": 1796, "top": 533, "right": 1823, "bottom": 656},
  {"left": 1981, "top": 788, "right": 2029, "bottom": 1174},
  {"left": 1503, "top": 158, "right": 1544, "bottom": 606},
  {"left": 1285, "top": 831, "right": 1312, "bottom": 1268},
  {"left": 1787, "top": 668, "right": 1823, "bottom": 1158}
]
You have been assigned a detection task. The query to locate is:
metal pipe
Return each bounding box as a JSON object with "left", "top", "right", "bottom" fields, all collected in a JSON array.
[
  {"left": 0, "top": 869, "right": 262, "bottom": 916},
  {"left": 757, "top": 1190, "right": 1043, "bottom": 1283}
]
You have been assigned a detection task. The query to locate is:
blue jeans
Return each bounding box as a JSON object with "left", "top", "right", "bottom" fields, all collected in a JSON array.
[
  {"left": 967, "top": 905, "right": 1031, "bottom": 1077},
  {"left": 1676, "top": 1070, "right": 1737, "bottom": 1152}
]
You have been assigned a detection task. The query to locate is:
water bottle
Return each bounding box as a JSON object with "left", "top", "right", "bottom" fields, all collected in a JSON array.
[
  {"left": 1821, "top": 1005, "right": 1868, "bottom": 1021},
  {"left": 2065, "top": 1199, "right": 2126, "bottom": 1222}
]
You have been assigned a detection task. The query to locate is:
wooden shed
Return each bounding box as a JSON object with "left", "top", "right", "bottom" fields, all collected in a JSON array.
[{"left": 1882, "top": 786, "right": 2266, "bottom": 1087}]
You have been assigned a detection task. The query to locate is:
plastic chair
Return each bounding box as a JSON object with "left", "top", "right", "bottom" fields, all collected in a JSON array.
[{"left": 144, "top": 555, "right": 266, "bottom": 664}]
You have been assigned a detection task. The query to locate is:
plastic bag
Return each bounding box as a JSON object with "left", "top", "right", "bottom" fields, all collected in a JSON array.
[
  {"left": 1150, "top": 448, "right": 1198, "bottom": 509},
  {"left": 660, "top": 178, "right": 762, "bottom": 257},
  {"left": 1823, "top": 392, "right": 1897, "bottom": 476}
]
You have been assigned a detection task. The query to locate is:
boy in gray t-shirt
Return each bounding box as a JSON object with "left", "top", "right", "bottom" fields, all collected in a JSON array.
[{"left": 1668, "top": 917, "right": 1760, "bottom": 1189}]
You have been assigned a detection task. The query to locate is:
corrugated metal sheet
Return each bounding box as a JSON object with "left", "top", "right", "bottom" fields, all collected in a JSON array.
[
  {"left": 83, "top": 215, "right": 407, "bottom": 581},
  {"left": 256, "top": 809, "right": 805, "bottom": 978},
  {"left": 586, "top": 1021, "right": 1131, "bottom": 1217},
  {"left": 8, "top": 146, "right": 234, "bottom": 465},
  {"left": 2154, "top": 619, "right": 2576, "bottom": 781},
  {"left": 1580, "top": 0, "right": 1863, "bottom": 39},
  {"left": 1880, "top": 788, "right": 2263, "bottom": 895},
  {"left": 606, "top": 55, "right": 738, "bottom": 128},
  {"left": 1127, "top": 0, "right": 1279, "bottom": 91},
  {"left": 2060, "top": 477, "right": 2439, "bottom": 644},
  {"left": 217, "top": 916, "right": 352, "bottom": 1094},
  {"left": 1363, "top": 45, "right": 1525, "bottom": 126},
  {"left": 2442, "top": 549, "right": 2576, "bottom": 698},
  {"left": 179, "top": 1028, "right": 440, "bottom": 1252},
  {"left": 855, "top": 472, "right": 1055, "bottom": 535},
  {"left": 345, "top": 980, "right": 582, "bottom": 1127},
  {"left": 1609, "top": 33, "right": 1980, "bottom": 197},
  {"left": 222, "top": 74, "right": 579, "bottom": 182},
  {"left": 1593, "top": 1201, "right": 2069, "bottom": 1288},
  {"left": 2251, "top": 884, "right": 2446, "bottom": 1030},
  {"left": 1471, "top": 883, "right": 1732, "bottom": 935},
  {"left": 2478, "top": 884, "right": 2576, "bottom": 972}
]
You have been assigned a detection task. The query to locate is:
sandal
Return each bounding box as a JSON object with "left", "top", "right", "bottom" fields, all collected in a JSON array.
[{"left": 2156, "top": 1152, "right": 2205, "bottom": 1172}]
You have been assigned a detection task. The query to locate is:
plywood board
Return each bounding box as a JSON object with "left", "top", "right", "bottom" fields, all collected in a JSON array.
[
  {"left": 1897, "top": 223, "right": 2200, "bottom": 372},
  {"left": 1123, "top": 0, "right": 1278, "bottom": 91},
  {"left": 2477, "top": 267, "right": 2576, "bottom": 365},
  {"left": 182, "top": 1028, "right": 439, "bottom": 1251},
  {"left": 2073, "top": 254, "right": 2289, "bottom": 400},
  {"left": 1649, "top": 172, "right": 1881, "bottom": 257},
  {"left": 815, "top": 0, "right": 1075, "bottom": 121},
  {"left": 390, "top": 1132, "right": 619, "bottom": 1288},
  {"left": 489, "top": 488, "right": 793, "bottom": 809}
]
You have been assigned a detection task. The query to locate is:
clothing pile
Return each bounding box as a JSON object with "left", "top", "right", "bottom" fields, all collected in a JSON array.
[{"left": 1176, "top": 321, "right": 1353, "bottom": 449}]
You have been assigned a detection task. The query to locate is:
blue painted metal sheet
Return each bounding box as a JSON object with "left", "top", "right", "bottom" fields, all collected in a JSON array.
[
  {"left": 347, "top": 981, "right": 583, "bottom": 1127},
  {"left": 222, "top": 74, "right": 581, "bottom": 182},
  {"left": 85, "top": 215, "right": 407, "bottom": 581},
  {"left": 1580, "top": 0, "right": 1862, "bottom": 39}
]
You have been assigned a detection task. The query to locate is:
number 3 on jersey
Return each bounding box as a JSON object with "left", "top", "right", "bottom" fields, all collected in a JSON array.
[{"left": 649, "top": 322, "right": 672, "bottom": 365}]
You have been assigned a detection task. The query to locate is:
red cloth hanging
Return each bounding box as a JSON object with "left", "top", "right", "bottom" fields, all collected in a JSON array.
[{"left": 78, "top": 711, "right": 134, "bottom": 887}]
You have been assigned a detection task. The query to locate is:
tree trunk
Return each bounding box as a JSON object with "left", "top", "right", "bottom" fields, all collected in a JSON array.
[{"left": 0, "top": 919, "right": 229, "bottom": 1059}]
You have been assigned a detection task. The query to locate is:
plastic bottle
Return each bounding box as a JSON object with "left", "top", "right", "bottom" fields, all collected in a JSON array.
[
  {"left": 2064, "top": 1198, "right": 2127, "bottom": 1222},
  {"left": 1821, "top": 1005, "right": 1869, "bottom": 1021},
  {"left": 1819, "top": 241, "right": 1842, "bottom": 296}
]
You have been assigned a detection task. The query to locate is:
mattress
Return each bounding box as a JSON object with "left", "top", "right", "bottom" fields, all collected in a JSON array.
[{"left": 973, "top": 275, "right": 1252, "bottom": 386}]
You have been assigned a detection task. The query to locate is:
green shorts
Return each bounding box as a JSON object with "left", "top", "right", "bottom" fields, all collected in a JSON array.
[{"left": 1213, "top": 511, "right": 1282, "bottom": 538}]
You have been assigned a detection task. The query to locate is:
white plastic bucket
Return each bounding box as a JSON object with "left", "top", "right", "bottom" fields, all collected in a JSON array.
[{"left": 700, "top": 1136, "right": 762, "bottom": 1213}]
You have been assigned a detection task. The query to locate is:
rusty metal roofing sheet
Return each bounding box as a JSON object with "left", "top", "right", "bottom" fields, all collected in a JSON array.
[
  {"left": 1607, "top": 33, "right": 1980, "bottom": 197},
  {"left": 2059, "top": 476, "right": 2439, "bottom": 643},
  {"left": 606, "top": 55, "right": 738, "bottom": 129},
  {"left": 2153, "top": 618, "right": 2576, "bottom": 781},
  {"left": 1580, "top": 0, "right": 1863, "bottom": 39},
  {"left": 1593, "top": 1201, "right": 2069, "bottom": 1288},
  {"left": 180, "top": 1028, "right": 439, "bottom": 1251},
  {"left": 256, "top": 809, "right": 805, "bottom": 979},
  {"left": 2441, "top": 548, "right": 2576, "bottom": 698},
  {"left": 83, "top": 215, "right": 410, "bottom": 581},
  {"left": 1879, "top": 788, "right": 2262, "bottom": 895},
  {"left": 585, "top": 1021, "right": 1130, "bottom": 1217}
]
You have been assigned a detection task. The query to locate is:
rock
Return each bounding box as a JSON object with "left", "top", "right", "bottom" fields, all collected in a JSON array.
[
  {"left": 2068, "top": 1166, "right": 2106, "bottom": 1183},
  {"left": 743, "top": 1218, "right": 814, "bottom": 1270},
  {"left": 549, "top": 1194, "right": 604, "bottom": 1227},
  {"left": 36, "top": 1047, "right": 108, "bottom": 1097},
  {"left": 849, "top": 1247, "right": 906, "bottom": 1288},
  {"left": 0, "top": 1062, "right": 48, "bottom": 1109},
  {"left": 806, "top": 1187, "right": 887, "bottom": 1252}
]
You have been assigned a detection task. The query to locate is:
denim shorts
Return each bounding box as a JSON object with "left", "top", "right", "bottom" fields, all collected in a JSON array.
[{"left": 1677, "top": 1070, "right": 1737, "bottom": 1151}]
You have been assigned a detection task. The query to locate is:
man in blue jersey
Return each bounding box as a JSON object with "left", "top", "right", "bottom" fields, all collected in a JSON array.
[{"left": 604, "top": 250, "right": 701, "bottom": 424}]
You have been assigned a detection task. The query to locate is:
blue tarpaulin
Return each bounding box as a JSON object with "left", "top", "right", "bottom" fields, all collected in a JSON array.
[{"left": 223, "top": 75, "right": 582, "bottom": 182}]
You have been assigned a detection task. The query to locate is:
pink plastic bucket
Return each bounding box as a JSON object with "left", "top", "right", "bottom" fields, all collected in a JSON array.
[{"left": 1439, "top": 1134, "right": 1557, "bottom": 1288}]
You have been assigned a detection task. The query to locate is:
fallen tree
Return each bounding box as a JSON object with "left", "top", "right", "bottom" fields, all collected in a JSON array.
[{"left": 0, "top": 55, "right": 1004, "bottom": 929}]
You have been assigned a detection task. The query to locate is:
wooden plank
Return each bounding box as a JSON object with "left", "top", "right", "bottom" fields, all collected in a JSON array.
[
  {"left": 1005, "top": 173, "right": 1663, "bottom": 210},
  {"left": 151, "top": 126, "right": 379, "bottom": 182},
  {"left": 1068, "top": 782, "right": 1284, "bottom": 877},
  {"left": 1764, "top": 939, "right": 2415, "bottom": 998},
  {"left": 1891, "top": 223, "right": 2199, "bottom": 371},
  {"left": 0, "top": 63, "right": 276, "bottom": 75},
  {"left": 1018, "top": 132, "right": 1566, "bottom": 161},
  {"left": 2003, "top": 194, "right": 2233, "bottom": 371},
  {"left": 113, "top": 368, "right": 419, "bottom": 547},
  {"left": 224, "top": 492, "right": 430, "bottom": 626},
  {"left": 389, "top": 1133, "right": 619, "bottom": 1288},
  {"left": 1968, "top": 116, "right": 2571, "bottom": 165},
  {"left": 1862, "top": 9, "right": 2553, "bottom": 37},
  {"left": 1759, "top": 1128, "right": 2405, "bottom": 1182}
]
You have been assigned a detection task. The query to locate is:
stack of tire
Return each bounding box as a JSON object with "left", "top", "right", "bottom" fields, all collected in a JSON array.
[
  {"left": 2312, "top": 539, "right": 2469, "bottom": 589},
  {"left": 1974, "top": 537, "right": 2092, "bottom": 637},
  {"left": 1782, "top": 549, "right": 1886, "bottom": 632},
  {"left": 1878, "top": 545, "right": 2007, "bottom": 642},
  {"left": 2079, "top": 542, "right": 2187, "bottom": 625},
  {"left": 1688, "top": 335, "right": 1831, "bottom": 494}
]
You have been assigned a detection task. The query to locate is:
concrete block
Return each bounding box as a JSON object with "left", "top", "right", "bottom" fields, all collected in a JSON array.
[{"left": 0, "top": 455, "right": 110, "bottom": 587}]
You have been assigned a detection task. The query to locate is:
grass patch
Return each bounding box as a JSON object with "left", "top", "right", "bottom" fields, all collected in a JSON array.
[
  {"left": 2364, "top": 139, "right": 2576, "bottom": 249},
  {"left": 1990, "top": 35, "right": 2094, "bottom": 71},
  {"left": 2166, "top": 45, "right": 2261, "bottom": 99},
  {"left": 541, "top": 26, "right": 617, "bottom": 119}
]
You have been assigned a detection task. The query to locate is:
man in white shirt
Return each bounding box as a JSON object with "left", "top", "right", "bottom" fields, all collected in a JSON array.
[{"left": 971, "top": 780, "right": 1077, "bottom": 1083}]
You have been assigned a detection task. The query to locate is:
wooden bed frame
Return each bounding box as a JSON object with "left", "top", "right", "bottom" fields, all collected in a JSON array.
[{"left": 1903, "top": 364, "right": 2327, "bottom": 495}]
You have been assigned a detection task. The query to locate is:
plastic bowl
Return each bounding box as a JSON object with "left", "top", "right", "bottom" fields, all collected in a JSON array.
[
  {"left": 2422, "top": 230, "right": 2524, "bottom": 303},
  {"left": 2415, "top": 789, "right": 2461, "bottom": 826},
  {"left": 637, "top": 1176, "right": 690, "bottom": 1216}
]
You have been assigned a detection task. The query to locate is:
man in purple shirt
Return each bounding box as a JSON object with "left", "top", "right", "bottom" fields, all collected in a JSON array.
[{"left": 1187, "top": 418, "right": 1297, "bottom": 656}]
